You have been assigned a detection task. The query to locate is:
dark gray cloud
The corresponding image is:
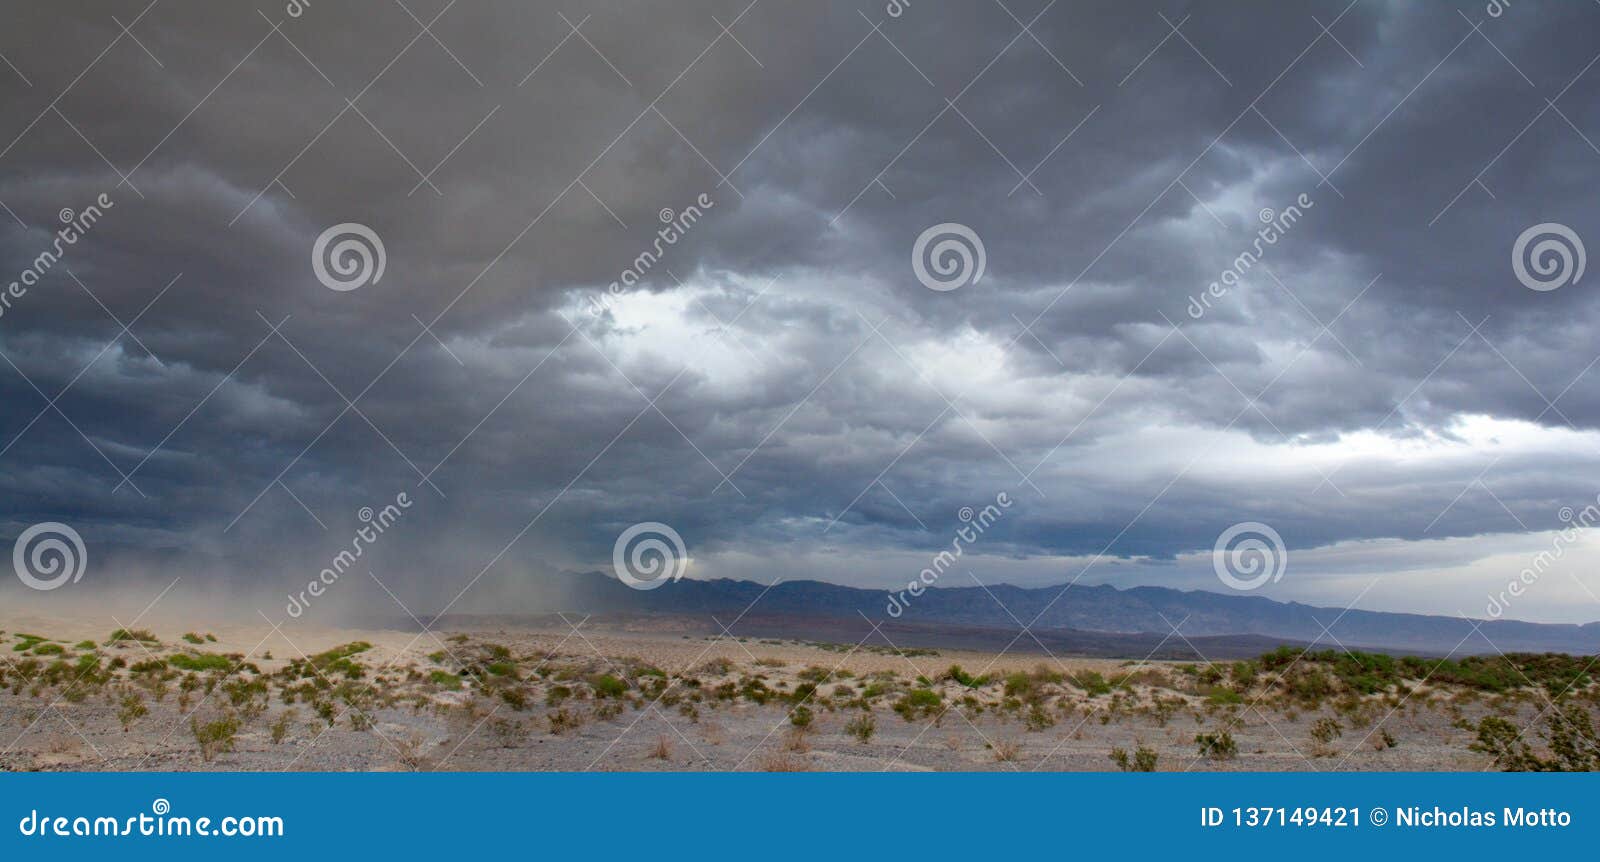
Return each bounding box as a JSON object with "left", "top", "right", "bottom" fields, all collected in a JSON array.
[{"left": 2, "top": 0, "right": 1599, "bottom": 620}]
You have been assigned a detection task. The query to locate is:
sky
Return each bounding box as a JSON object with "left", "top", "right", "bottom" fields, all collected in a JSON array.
[{"left": 2, "top": 0, "right": 1599, "bottom": 625}]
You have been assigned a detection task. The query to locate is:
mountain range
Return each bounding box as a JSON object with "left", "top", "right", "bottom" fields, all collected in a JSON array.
[{"left": 530, "top": 571, "right": 1600, "bottom": 657}]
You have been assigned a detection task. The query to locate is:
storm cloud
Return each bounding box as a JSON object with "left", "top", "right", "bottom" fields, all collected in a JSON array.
[{"left": 2, "top": 0, "right": 1599, "bottom": 623}]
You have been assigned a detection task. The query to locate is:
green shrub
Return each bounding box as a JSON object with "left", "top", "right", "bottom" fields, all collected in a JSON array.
[
  {"left": 169, "top": 653, "right": 232, "bottom": 673},
  {"left": 117, "top": 692, "right": 147, "bottom": 731},
  {"left": 428, "top": 670, "right": 462, "bottom": 690},
  {"left": 845, "top": 713, "right": 876, "bottom": 742},
  {"left": 190, "top": 714, "right": 241, "bottom": 762},
  {"left": 1195, "top": 730, "right": 1238, "bottom": 760},
  {"left": 1109, "top": 745, "right": 1159, "bottom": 771},
  {"left": 893, "top": 688, "right": 942, "bottom": 721}
]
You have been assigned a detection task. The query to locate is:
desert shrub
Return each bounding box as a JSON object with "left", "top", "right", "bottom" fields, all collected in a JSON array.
[
  {"left": 1109, "top": 745, "right": 1159, "bottom": 772},
  {"left": 74, "top": 640, "right": 97, "bottom": 651},
  {"left": 169, "top": 653, "right": 232, "bottom": 673},
  {"left": 790, "top": 705, "right": 814, "bottom": 728},
  {"left": 190, "top": 714, "right": 241, "bottom": 762},
  {"left": 499, "top": 687, "right": 529, "bottom": 711},
  {"left": 394, "top": 731, "right": 431, "bottom": 770},
  {"left": 1469, "top": 706, "right": 1600, "bottom": 771},
  {"left": 590, "top": 674, "right": 627, "bottom": 699},
  {"left": 428, "top": 670, "right": 463, "bottom": 690},
  {"left": 991, "top": 738, "right": 1021, "bottom": 762},
  {"left": 106, "top": 629, "right": 159, "bottom": 645},
  {"left": 547, "top": 708, "right": 583, "bottom": 735},
  {"left": 893, "top": 688, "right": 943, "bottom": 721},
  {"left": 117, "top": 692, "right": 147, "bottom": 731},
  {"left": 1195, "top": 730, "right": 1238, "bottom": 760},
  {"left": 943, "top": 664, "right": 990, "bottom": 689},
  {"left": 696, "top": 657, "right": 734, "bottom": 676},
  {"left": 845, "top": 712, "right": 876, "bottom": 743},
  {"left": 270, "top": 710, "right": 296, "bottom": 744},
  {"left": 182, "top": 633, "right": 205, "bottom": 645},
  {"left": 1024, "top": 703, "right": 1056, "bottom": 731},
  {"left": 1310, "top": 717, "right": 1343, "bottom": 745},
  {"left": 1206, "top": 687, "right": 1243, "bottom": 706},
  {"left": 1071, "top": 670, "right": 1113, "bottom": 697}
]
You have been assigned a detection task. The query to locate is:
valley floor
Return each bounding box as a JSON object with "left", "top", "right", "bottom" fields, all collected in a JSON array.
[{"left": 0, "top": 613, "right": 1591, "bottom": 772}]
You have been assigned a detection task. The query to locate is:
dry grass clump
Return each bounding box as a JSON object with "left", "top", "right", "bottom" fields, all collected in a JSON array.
[
  {"left": 761, "top": 753, "right": 809, "bottom": 771},
  {"left": 649, "top": 734, "right": 673, "bottom": 760}
]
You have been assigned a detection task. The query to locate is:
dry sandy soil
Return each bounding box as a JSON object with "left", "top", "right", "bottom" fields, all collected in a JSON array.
[{"left": 0, "top": 609, "right": 1583, "bottom": 772}]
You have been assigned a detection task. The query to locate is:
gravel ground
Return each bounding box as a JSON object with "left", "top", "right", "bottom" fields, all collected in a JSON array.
[{"left": 0, "top": 617, "right": 1541, "bottom": 772}]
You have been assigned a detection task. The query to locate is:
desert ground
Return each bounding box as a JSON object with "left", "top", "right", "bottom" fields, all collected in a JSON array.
[{"left": 1, "top": 610, "right": 1595, "bottom": 772}]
